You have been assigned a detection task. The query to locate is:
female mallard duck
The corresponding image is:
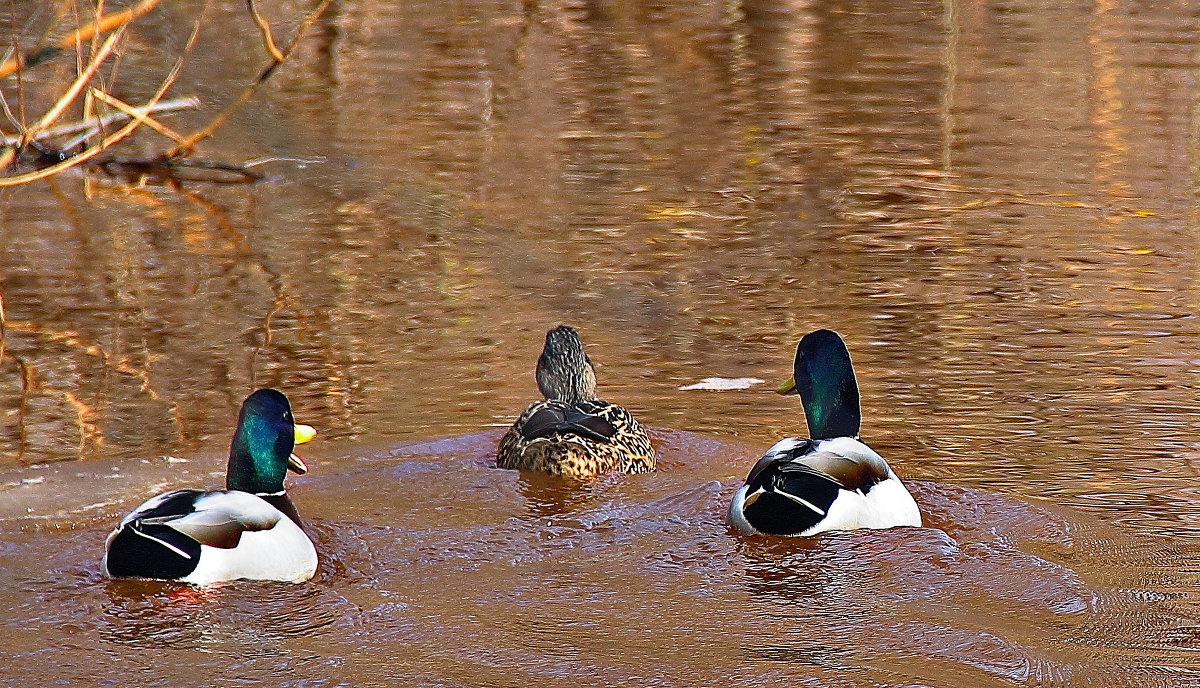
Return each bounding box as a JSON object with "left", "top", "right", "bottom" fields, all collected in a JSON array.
[
  {"left": 102, "top": 388, "right": 319, "bottom": 584},
  {"left": 497, "top": 325, "right": 655, "bottom": 479},
  {"left": 728, "top": 329, "right": 921, "bottom": 536}
]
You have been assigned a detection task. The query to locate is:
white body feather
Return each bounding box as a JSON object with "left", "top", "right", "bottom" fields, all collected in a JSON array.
[
  {"left": 182, "top": 491, "right": 316, "bottom": 585},
  {"left": 728, "top": 436, "right": 921, "bottom": 537},
  {"left": 103, "top": 490, "right": 317, "bottom": 585},
  {"left": 184, "top": 522, "right": 316, "bottom": 585},
  {"left": 805, "top": 477, "right": 920, "bottom": 535},
  {"left": 727, "top": 483, "right": 759, "bottom": 534}
]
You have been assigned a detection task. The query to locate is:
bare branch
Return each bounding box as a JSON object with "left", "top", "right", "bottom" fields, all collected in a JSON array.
[
  {"left": 0, "top": 6, "right": 205, "bottom": 187},
  {"left": 89, "top": 89, "right": 188, "bottom": 144},
  {"left": 80, "top": 0, "right": 105, "bottom": 146},
  {"left": 17, "top": 26, "right": 126, "bottom": 149},
  {"left": 0, "top": 0, "right": 161, "bottom": 78},
  {"left": 7, "top": 0, "right": 26, "bottom": 129},
  {"left": 167, "top": 0, "right": 334, "bottom": 158},
  {"left": 247, "top": 0, "right": 284, "bottom": 61},
  {"left": 0, "top": 87, "right": 19, "bottom": 134},
  {"left": 0, "top": 97, "right": 199, "bottom": 146}
]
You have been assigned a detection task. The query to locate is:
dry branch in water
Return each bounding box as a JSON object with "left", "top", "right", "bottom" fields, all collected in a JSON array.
[
  {"left": 165, "top": 0, "right": 336, "bottom": 159},
  {"left": 0, "top": 0, "right": 161, "bottom": 79},
  {"left": 0, "top": 0, "right": 333, "bottom": 187},
  {"left": 0, "top": 286, "right": 6, "bottom": 371},
  {"left": 0, "top": 96, "right": 199, "bottom": 147}
]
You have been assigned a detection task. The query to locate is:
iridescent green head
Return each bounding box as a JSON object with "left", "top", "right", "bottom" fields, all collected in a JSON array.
[
  {"left": 535, "top": 325, "right": 598, "bottom": 405},
  {"left": 226, "top": 388, "right": 316, "bottom": 494},
  {"left": 782, "top": 329, "right": 861, "bottom": 440}
]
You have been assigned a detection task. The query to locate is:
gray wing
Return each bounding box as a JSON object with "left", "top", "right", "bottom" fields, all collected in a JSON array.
[
  {"left": 147, "top": 491, "right": 282, "bottom": 549},
  {"left": 791, "top": 451, "right": 891, "bottom": 493}
]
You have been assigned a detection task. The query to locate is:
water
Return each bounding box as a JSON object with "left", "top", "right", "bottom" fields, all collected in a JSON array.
[{"left": 1, "top": 0, "right": 1199, "bottom": 684}]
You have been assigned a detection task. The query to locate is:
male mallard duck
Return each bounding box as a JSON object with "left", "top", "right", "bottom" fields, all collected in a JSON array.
[
  {"left": 102, "top": 388, "right": 319, "bottom": 584},
  {"left": 497, "top": 325, "right": 655, "bottom": 479},
  {"left": 727, "top": 329, "right": 921, "bottom": 536}
]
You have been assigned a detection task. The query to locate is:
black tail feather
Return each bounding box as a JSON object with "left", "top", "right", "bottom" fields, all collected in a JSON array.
[
  {"left": 105, "top": 523, "right": 201, "bottom": 580},
  {"left": 743, "top": 463, "right": 842, "bottom": 536}
]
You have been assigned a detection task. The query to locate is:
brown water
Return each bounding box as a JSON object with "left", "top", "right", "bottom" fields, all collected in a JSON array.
[{"left": 2, "top": 0, "right": 1200, "bottom": 685}]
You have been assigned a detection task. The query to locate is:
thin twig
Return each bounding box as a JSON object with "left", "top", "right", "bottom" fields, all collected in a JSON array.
[
  {"left": 90, "top": 0, "right": 107, "bottom": 59},
  {"left": 17, "top": 26, "right": 126, "bottom": 149},
  {"left": 89, "top": 89, "right": 188, "bottom": 144},
  {"left": 0, "top": 285, "right": 6, "bottom": 371},
  {"left": 247, "top": 0, "right": 284, "bottom": 61},
  {"left": 7, "top": 0, "right": 26, "bottom": 129},
  {"left": 0, "top": 97, "right": 199, "bottom": 146},
  {"left": 0, "top": 0, "right": 160, "bottom": 78},
  {"left": 0, "top": 87, "right": 19, "bottom": 134},
  {"left": 167, "top": 0, "right": 334, "bottom": 158},
  {"left": 0, "top": 5, "right": 205, "bottom": 186},
  {"left": 0, "top": 2, "right": 59, "bottom": 136},
  {"left": 80, "top": 0, "right": 103, "bottom": 148}
]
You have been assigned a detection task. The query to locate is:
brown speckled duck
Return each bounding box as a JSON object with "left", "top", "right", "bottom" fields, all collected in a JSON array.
[{"left": 497, "top": 325, "right": 655, "bottom": 479}]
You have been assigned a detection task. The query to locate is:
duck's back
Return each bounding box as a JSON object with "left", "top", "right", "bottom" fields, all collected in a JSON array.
[
  {"left": 498, "top": 399, "right": 655, "bottom": 478},
  {"left": 184, "top": 512, "right": 317, "bottom": 585},
  {"left": 103, "top": 489, "right": 317, "bottom": 584},
  {"left": 728, "top": 436, "right": 921, "bottom": 536}
]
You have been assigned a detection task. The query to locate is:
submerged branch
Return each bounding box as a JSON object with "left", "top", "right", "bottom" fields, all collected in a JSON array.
[{"left": 93, "top": 156, "right": 265, "bottom": 185}]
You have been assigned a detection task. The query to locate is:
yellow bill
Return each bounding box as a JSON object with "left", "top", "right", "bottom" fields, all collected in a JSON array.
[
  {"left": 288, "top": 423, "right": 316, "bottom": 474},
  {"left": 294, "top": 423, "right": 317, "bottom": 445},
  {"left": 775, "top": 376, "right": 797, "bottom": 394}
]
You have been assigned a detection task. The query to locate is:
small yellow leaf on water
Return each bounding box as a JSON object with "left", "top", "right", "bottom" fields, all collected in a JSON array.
[
  {"left": 1129, "top": 209, "right": 1156, "bottom": 217},
  {"left": 1130, "top": 248, "right": 1154, "bottom": 255}
]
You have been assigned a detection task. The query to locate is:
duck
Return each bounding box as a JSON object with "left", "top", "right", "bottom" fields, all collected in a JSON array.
[
  {"left": 102, "top": 388, "right": 319, "bottom": 584},
  {"left": 727, "top": 329, "right": 921, "bottom": 536},
  {"left": 497, "top": 325, "right": 655, "bottom": 479}
]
